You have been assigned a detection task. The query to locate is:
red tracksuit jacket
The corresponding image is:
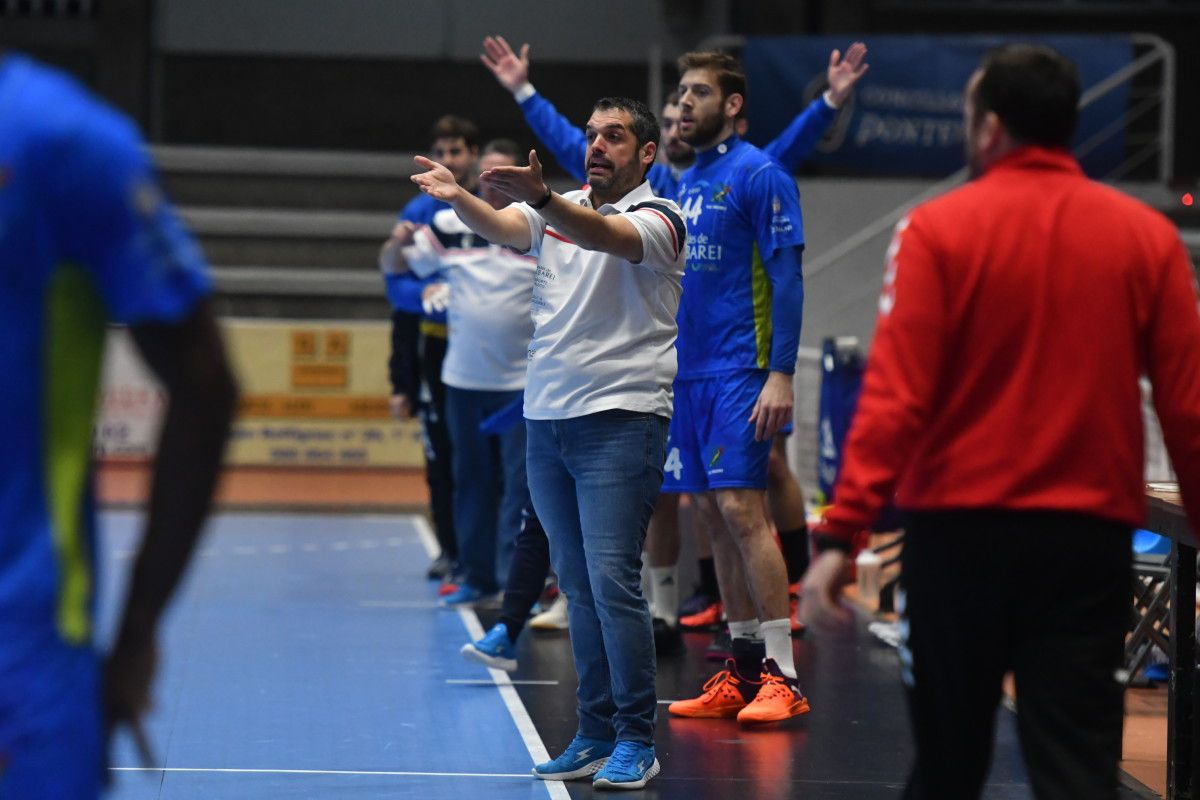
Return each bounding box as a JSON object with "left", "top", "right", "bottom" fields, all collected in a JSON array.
[{"left": 821, "top": 146, "right": 1200, "bottom": 543}]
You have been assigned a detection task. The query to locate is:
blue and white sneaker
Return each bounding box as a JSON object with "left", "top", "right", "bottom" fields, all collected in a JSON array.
[
  {"left": 460, "top": 623, "right": 518, "bottom": 672},
  {"left": 440, "top": 584, "right": 497, "bottom": 608},
  {"left": 532, "top": 735, "right": 616, "bottom": 781},
  {"left": 592, "top": 741, "right": 660, "bottom": 790}
]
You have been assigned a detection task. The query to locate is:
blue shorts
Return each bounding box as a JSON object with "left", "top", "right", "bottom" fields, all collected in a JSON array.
[
  {"left": 0, "top": 644, "right": 103, "bottom": 800},
  {"left": 662, "top": 370, "right": 775, "bottom": 493}
]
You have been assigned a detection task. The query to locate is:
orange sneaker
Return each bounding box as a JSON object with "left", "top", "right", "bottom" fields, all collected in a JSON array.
[
  {"left": 668, "top": 659, "right": 761, "bottom": 719},
  {"left": 679, "top": 602, "right": 723, "bottom": 631},
  {"left": 736, "top": 658, "right": 811, "bottom": 725}
]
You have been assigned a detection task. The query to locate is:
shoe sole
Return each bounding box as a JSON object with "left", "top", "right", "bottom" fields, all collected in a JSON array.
[
  {"left": 666, "top": 703, "right": 744, "bottom": 719},
  {"left": 532, "top": 757, "right": 608, "bottom": 781},
  {"left": 460, "top": 643, "right": 517, "bottom": 672},
  {"left": 737, "top": 698, "right": 812, "bottom": 724},
  {"left": 529, "top": 619, "right": 569, "bottom": 630},
  {"left": 593, "top": 758, "right": 661, "bottom": 790}
]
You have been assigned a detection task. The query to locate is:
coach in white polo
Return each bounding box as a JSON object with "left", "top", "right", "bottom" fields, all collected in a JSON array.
[{"left": 412, "top": 96, "right": 685, "bottom": 790}]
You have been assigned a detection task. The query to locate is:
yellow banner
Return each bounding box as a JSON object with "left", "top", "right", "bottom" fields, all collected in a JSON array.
[
  {"left": 223, "top": 320, "right": 423, "bottom": 467},
  {"left": 97, "top": 321, "right": 425, "bottom": 468}
]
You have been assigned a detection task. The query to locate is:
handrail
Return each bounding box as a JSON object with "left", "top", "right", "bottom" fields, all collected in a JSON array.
[{"left": 800, "top": 33, "right": 1176, "bottom": 281}]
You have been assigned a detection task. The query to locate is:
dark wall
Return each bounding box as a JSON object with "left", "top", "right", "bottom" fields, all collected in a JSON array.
[{"left": 159, "top": 55, "right": 647, "bottom": 168}]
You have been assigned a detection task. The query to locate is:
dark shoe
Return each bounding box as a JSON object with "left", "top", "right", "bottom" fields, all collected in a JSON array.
[
  {"left": 653, "top": 617, "right": 684, "bottom": 657},
  {"left": 705, "top": 628, "right": 733, "bottom": 662},
  {"left": 680, "top": 589, "right": 718, "bottom": 618},
  {"left": 426, "top": 554, "right": 456, "bottom": 581}
]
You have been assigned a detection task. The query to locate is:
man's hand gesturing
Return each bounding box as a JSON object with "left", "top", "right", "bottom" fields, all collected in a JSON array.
[
  {"left": 480, "top": 150, "right": 550, "bottom": 206},
  {"left": 481, "top": 36, "right": 531, "bottom": 93},
  {"left": 411, "top": 156, "right": 463, "bottom": 202}
]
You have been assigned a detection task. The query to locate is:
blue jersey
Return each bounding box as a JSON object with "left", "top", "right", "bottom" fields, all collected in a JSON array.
[
  {"left": 0, "top": 55, "right": 210, "bottom": 738},
  {"left": 674, "top": 135, "right": 805, "bottom": 378},
  {"left": 516, "top": 90, "right": 836, "bottom": 200}
]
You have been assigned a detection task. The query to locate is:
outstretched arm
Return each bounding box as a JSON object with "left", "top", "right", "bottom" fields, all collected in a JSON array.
[
  {"left": 764, "top": 42, "right": 869, "bottom": 171},
  {"left": 411, "top": 155, "right": 532, "bottom": 250},
  {"left": 481, "top": 35, "right": 588, "bottom": 183},
  {"left": 483, "top": 151, "right": 646, "bottom": 262}
]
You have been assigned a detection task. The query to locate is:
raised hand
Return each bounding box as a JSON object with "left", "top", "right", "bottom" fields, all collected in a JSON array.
[
  {"left": 411, "top": 156, "right": 463, "bottom": 202},
  {"left": 480, "top": 35, "right": 531, "bottom": 93},
  {"left": 481, "top": 149, "right": 549, "bottom": 205},
  {"left": 826, "top": 41, "right": 870, "bottom": 108}
]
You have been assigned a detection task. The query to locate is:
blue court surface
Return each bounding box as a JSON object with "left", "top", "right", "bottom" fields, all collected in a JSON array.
[{"left": 100, "top": 510, "right": 567, "bottom": 800}]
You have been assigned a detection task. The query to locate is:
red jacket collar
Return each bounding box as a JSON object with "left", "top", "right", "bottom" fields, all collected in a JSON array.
[{"left": 985, "top": 146, "right": 1083, "bottom": 178}]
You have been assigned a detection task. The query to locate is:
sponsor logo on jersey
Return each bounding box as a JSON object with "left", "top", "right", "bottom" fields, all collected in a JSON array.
[{"left": 711, "top": 184, "right": 732, "bottom": 203}]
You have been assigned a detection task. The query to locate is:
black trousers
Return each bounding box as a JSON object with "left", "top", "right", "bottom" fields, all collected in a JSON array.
[
  {"left": 899, "top": 510, "right": 1131, "bottom": 800},
  {"left": 418, "top": 334, "right": 455, "bottom": 560},
  {"left": 499, "top": 504, "right": 552, "bottom": 639}
]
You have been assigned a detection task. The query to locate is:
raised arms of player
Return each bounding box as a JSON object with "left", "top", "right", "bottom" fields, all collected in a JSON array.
[
  {"left": 481, "top": 36, "right": 588, "bottom": 183},
  {"left": 764, "top": 42, "right": 869, "bottom": 171}
]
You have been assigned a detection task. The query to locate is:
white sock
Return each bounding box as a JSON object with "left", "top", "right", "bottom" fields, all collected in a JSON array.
[
  {"left": 728, "top": 618, "right": 761, "bottom": 641},
  {"left": 760, "top": 618, "right": 796, "bottom": 678},
  {"left": 650, "top": 566, "right": 679, "bottom": 624}
]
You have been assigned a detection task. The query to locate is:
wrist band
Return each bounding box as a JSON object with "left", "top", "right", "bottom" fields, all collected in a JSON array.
[{"left": 531, "top": 187, "right": 553, "bottom": 210}]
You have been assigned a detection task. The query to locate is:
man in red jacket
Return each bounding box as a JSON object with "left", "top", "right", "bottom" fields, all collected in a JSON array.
[{"left": 803, "top": 44, "right": 1200, "bottom": 799}]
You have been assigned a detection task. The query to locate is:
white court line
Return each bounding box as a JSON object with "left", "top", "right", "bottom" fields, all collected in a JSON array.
[
  {"left": 447, "top": 679, "right": 559, "bottom": 686},
  {"left": 360, "top": 600, "right": 441, "bottom": 609},
  {"left": 410, "top": 516, "right": 570, "bottom": 800},
  {"left": 110, "top": 767, "right": 530, "bottom": 778}
]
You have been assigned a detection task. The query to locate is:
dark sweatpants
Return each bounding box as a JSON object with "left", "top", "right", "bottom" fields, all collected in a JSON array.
[{"left": 899, "top": 510, "right": 1131, "bottom": 800}]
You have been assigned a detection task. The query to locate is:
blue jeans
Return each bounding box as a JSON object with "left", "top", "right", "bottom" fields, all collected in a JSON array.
[
  {"left": 446, "top": 386, "right": 529, "bottom": 593},
  {"left": 526, "top": 410, "right": 668, "bottom": 745}
]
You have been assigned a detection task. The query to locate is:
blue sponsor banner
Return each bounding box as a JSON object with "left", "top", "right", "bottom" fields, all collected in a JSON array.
[{"left": 743, "top": 35, "right": 1132, "bottom": 177}]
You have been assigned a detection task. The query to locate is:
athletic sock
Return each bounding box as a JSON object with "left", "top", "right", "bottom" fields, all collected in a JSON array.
[
  {"left": 779, "top": 525, "right": 810, "bottom": 583},
  {"left": 650, "top": 566, "right": 679, "bottom": 624},
  {"left": 760, "top": 618, "right": 796, "bottom": 678},
  {"left": 729, "top": 619, "right": 765, "bottom": 679}
]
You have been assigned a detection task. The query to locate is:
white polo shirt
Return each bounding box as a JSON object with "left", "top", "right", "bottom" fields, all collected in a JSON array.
[
  {"left": 515, "top": 180, "right": 686, "bottom": 420},
  {"left": 404, "top": 209, "right": 536, "bottom": 391}
]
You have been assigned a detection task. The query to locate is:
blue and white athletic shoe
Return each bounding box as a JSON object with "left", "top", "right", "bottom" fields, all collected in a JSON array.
[
  {"left": 440, "top": 584, "right": 497, "bottom": 608},
  {"left": 460, "top": 623, "right": 518, "bottom": 672},
  {"left": 532, "top": 735, "right": 616, "bottom": 781},
  {"left": 592, "top": 741, "right": 660, "bottom": 790}
]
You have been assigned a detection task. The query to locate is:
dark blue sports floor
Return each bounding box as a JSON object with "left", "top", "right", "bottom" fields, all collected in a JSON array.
[{"left": 97, "top": 510, "right": 1150, "bottom": 799}]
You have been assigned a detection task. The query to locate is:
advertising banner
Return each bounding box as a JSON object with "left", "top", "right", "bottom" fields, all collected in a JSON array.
[
  {"left": 743, "top": 35, "right": 1133, "bottom": 177},
  {"left": 95, "top": 320, "right": 424, "bottom": 468}
]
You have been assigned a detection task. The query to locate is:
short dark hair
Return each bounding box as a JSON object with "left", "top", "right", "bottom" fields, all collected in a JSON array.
[
  {"left": 593, "top": 97, "right": 661, "bottom": 150},
  {"left": 664, "top": 90, "right": 680, "bottom": 107},
  {"left": 482, "top": 138, "right": 523, "bottom": 164},
  {"left": 971, "top": 44, "right": 1080, "bottom": 149},
  {"left": 429, "top": 115, "right": 480, "bottom": 150},
  {"left": 677, "top": 51, "right": 747, "bottom": 105}
]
